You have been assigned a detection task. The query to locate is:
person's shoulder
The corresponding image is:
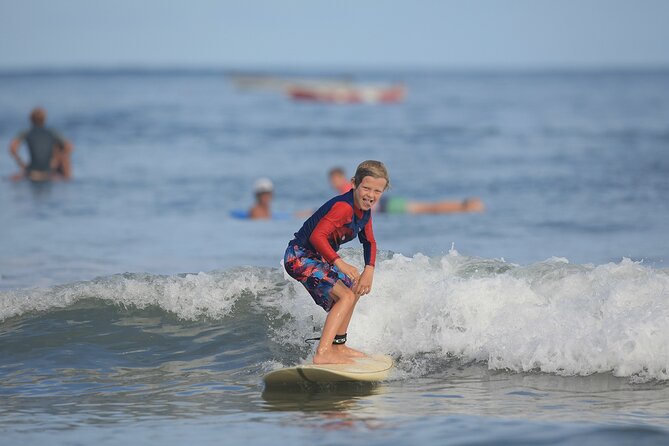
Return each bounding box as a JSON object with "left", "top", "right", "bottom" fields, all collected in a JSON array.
[
  {"left": 45, "top": 127, "right": 65, "bottom": 140},
  {"left": 322, "top": 199, "right": 353, "bottom": 221},
  {"left": 248, "top": 205, "right": 270, "bottom": 219},
  {"left": 14, "top": 129, "right": 29, "bottom": 140},
  {"left": 315, "top": 195, "right": 353, "bottom": 219},
  {"left": 313, "top": 191, "right": 353, "bottom": 217},
  {"left": 331, "top": 200, "right": 353, "bottom": 212}
]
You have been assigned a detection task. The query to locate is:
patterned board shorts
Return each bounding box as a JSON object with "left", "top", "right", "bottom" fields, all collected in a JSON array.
[{"left": 284, "top": 243, "right": 353, "bottom": 312}]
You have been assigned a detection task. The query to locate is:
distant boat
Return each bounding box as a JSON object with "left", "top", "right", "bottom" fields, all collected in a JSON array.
[
  {"left": 285, "top": 82, "right": 406, "bottom": 104},
  {"left": 229, "top": 74, "right": 351, "bottom": 93},
  {"left": 229, "top": 74, "right": 406, "bottom": 104}
]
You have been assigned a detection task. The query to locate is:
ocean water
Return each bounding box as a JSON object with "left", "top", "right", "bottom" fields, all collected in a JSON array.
[{"left": 1, "top": 69, "right": 669, "bottom": 445}]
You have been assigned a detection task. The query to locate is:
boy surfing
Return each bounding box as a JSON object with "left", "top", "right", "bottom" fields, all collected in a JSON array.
[{"left": 284, "top": 160, "right": 389, "bottom": 365}]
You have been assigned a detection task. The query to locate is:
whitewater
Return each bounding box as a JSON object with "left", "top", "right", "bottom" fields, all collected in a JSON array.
[{"left": 3, "top": 249, "right": 668, "bottom": 382}]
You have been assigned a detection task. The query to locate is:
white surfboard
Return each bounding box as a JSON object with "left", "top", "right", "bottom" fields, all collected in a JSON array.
[{"left": 263, "top": 354, "right": 394, "bottom": 386}]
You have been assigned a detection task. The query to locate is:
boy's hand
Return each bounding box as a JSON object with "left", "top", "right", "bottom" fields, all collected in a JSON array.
[
  {"left": 353, "top": 266, "right": 374, "bottom": 296},
  {"left": 334, "top": 259, "right": 360, "bottom": 284}
]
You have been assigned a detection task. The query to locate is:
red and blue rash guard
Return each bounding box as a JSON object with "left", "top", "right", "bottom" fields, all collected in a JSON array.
[{"left": 291, "top": 190, "right": 377, "bottom": 267}]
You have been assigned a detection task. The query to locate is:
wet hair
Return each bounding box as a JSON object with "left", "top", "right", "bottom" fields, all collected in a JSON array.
[
  {"left": 353, "top": 160, "right": 390, "bottom": 191},
  {"left": 30, "top": 107, "right": 46, "bottom": 126}
]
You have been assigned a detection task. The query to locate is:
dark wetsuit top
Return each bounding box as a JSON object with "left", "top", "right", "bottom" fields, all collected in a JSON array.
[
  {"left": 16, "top": 126, "right": 65, "bottom": 172},
  {"left": 290, "top": 190, "right": 377, "bottom": 266}
]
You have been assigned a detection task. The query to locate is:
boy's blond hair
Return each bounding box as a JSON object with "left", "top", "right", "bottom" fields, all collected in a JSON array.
[{"left": 353, "top": 160, "right": 390, "bottom": 191}]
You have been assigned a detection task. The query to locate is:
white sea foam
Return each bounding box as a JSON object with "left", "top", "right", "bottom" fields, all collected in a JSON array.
[
  {"left": 337, "top": 249, "right": 669, "bottom": 381},
  {"left": 2, "top": 250, "right": 668, "bottom": 381},
  {"left": 0, "top": 267, "right": 279, "bottom": 321}
]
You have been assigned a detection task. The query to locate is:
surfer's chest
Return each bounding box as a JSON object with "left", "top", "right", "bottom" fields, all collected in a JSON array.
[{"left": 332, "top": 216, "right": 368, "bottom": 244}]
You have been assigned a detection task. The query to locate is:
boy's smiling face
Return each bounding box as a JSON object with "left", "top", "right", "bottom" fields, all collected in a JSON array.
[{"left": 353, "top": 176, "right": 387, "bottom": 211}]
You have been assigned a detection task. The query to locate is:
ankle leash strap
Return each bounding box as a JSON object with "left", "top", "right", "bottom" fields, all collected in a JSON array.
[{"left": 304, "top": 333, "right": 347, "bottom": 345}]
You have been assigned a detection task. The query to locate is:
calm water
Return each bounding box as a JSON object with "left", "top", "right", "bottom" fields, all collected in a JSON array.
[{"left": 1, "top": 69, "right": 669, "bottom": 445}]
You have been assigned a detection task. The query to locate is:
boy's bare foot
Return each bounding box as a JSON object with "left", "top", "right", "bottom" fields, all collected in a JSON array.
[
  {"left": 313, "top": 349, "right": 354, "bottom": 365},
  {"left": 335, "top": 344, "right": 367, "bottom": 358}
]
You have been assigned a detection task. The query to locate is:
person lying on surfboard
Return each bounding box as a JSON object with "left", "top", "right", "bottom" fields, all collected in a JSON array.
[
  {"left": 329, "top": 166, "right": 484, "bottom": 214},
  {"left": 245, "top": 177, "right": 313, "bottom": 220},
  {"left": 284, "top": 160, "right": 389, "bottom": 365},
  {"left": 248, "top": 177, "right": 275, "bottom": 219}
]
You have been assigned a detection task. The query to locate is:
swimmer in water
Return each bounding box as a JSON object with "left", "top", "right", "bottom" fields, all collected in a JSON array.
[
  {"left": 248, "top": 178, "right": 274, "bottom": 219},
  {"left": 328, "top": 166, "right": 484, "bottom": 214}
]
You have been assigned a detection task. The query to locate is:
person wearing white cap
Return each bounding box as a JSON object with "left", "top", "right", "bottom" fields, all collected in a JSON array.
[{"left": 249, "top": 178, "right": 274, "bottom": 219}]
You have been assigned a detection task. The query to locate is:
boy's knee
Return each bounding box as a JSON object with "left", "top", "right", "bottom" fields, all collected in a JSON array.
[
  {"left": 340, "top": 295, "right": 355, "bottom": 309},
  {"left": 334, "top": 286, "right": 356, "bottom": 306}
]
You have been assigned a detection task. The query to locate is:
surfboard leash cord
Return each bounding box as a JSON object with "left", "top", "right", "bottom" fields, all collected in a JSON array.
[{"left": 304, "top": 333, "right": 347, "bottom": 345}]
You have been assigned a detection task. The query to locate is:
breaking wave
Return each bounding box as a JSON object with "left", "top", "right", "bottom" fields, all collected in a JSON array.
[{"left": 2, "top": 248, "right": 668, "bottom": 381}]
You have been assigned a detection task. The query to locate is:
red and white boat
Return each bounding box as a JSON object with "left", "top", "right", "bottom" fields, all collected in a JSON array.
[{"left": 285, "top": 82, "right": 406, "bottom": 104}]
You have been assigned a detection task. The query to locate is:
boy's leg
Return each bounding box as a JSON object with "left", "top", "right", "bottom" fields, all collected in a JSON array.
[
  {"left": 313, "top": 281, "right": 357, "bottom": 365},
  {"left": 336, "top": 294, "right": 359, "bottom": 334},
  {"left": 333, "top": 294, "right": 367, "bottom": 358}
]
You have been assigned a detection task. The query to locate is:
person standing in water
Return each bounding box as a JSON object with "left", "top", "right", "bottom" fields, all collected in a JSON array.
[
  {"left": 284, "top": 160, "right": 388, "bottom": 365},
  {"left": 9, "top": 107, "right": 74, "bottom": 182},
  {"left": 329, "top": 166, "right": 484, "bottom": 214}
]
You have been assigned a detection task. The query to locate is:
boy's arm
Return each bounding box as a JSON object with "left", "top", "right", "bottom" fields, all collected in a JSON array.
[
  {"left": 353, "top": 265, "right": 374, "bottom": 296},
  {"left": 358, "top": 217, "right": 377, "bottom": 267},
  {"left": 354, "top": 218, "right": 376, "bottom": 295},
  {"left": 308, "top": 202, "right": 349, "bottom": 264},
  {"left": 309, "top": 202, "right": 361, "bottom": 282}
]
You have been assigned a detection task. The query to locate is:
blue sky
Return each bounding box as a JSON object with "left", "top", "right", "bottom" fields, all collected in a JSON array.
[{"left": 1, "top": 0, "right": 668, "bottom": 69}]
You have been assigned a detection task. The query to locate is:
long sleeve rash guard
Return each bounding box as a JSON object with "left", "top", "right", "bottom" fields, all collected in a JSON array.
[{"left": 290, "top": 190, "right": 377, "bottom": 267}]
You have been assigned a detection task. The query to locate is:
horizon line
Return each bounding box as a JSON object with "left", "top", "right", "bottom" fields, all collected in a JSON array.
[{"left": 2, "top": 63, "right": 669, "bottom": 76}]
